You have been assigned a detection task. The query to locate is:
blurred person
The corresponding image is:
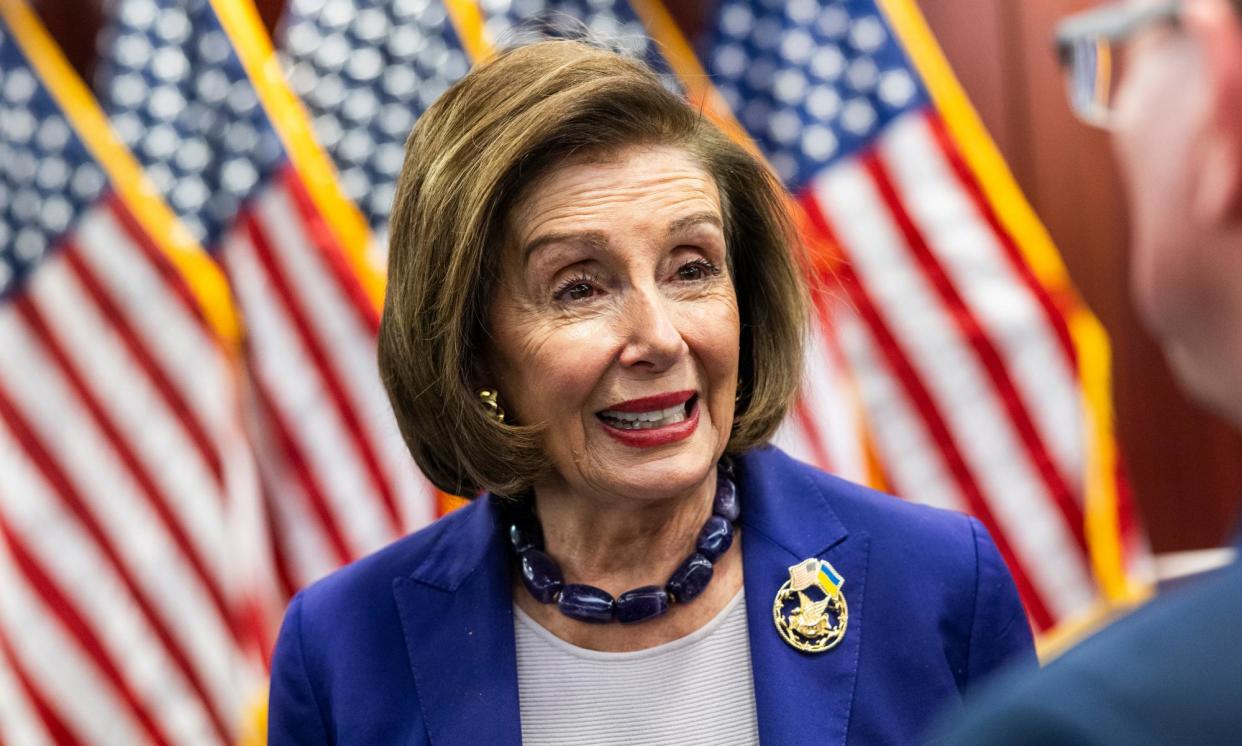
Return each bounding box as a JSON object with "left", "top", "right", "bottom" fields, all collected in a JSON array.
[
  {"left": 267, "top": 40, "right": 1034, "bottom": 745},
  {"left": 944, "top": 0, "right": 1242, "bottom": 742}
]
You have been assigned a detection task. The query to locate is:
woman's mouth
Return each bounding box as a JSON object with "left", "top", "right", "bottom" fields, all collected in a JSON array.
[
  {"left": 598, "top": 400, "right": 692, "bottom": 430},
  {"left": 596, "top": 392, "right": 699, "bottom": 446}
]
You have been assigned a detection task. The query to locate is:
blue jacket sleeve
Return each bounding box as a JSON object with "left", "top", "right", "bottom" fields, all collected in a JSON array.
[
  {"left": 966, "top": 517, "right": 1038, "bottom": 685},
  {"left": 268, "top": 593, "right": 331, "bottom": 745}
]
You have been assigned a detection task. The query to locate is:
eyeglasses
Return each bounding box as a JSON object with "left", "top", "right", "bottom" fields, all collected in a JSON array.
[{"left": 1054, "top": 1, "right": 1181, "bottom": 128}]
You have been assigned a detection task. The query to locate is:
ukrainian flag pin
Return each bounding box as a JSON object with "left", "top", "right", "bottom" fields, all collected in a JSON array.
[{"left": 772, "top": 558, "right": 848, "bottom": 653}]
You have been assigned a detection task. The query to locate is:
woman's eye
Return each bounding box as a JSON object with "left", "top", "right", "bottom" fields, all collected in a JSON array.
[
  {"left": 676, "top": 260, "right": 718, "bottom": 282},
  {"left": 566, "top": 283, "right": 594, "bottom": 300},
  {"left": 554, "top": 279, "right": 598, "bottom": 302}
]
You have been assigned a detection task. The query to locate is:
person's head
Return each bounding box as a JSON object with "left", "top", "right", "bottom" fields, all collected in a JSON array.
[
  {"left": 1059, "top": 0, "right": 1242, "bottom": 422},
  {"left": 379, "top": 40, "right": 807, "bottom": 501}
]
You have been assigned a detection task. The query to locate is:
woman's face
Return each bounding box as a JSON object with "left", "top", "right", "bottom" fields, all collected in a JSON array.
[{"left": 487, "top": 145, "right": 740, "bottom": 503}]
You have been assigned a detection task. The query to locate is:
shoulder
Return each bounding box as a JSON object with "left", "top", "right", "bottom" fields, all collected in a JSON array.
[
  {"left": 297, "top": 495, "right": 494, "bottom": 620},
  {"left": 743, "top": 445, "right": 986, "bottom": 568},
  {"left": 277, "top": 495, "right": 492, "bottom": 650},
  {"left": 280, "top": 497, "right": 499, "bottom": 683},
  {"left": 741, "top": 447, "right": 1035, "bottom": 686},
  {"left": 820, "top": 468, "right": 1002, "bottom": 618},
  {"left": 945, "top": 564, "right": 1242, "bottom": 744},
  {"left": 268, "top": 499, "right": 495, "bottom": 743}
]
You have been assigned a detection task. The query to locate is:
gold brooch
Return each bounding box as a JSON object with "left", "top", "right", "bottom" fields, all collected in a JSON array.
[{"left": 772, "top": 557, "right": 847, "bottom": 653}]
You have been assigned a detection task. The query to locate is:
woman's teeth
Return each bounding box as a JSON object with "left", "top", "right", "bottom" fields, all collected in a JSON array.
[{"left": 600, "top": 403, "right": 689, "bottom": 430}]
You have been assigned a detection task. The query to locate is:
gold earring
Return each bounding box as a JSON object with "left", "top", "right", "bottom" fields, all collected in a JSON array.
[{"left": 477, "top": 388, "right": 506, "bottom": 423}]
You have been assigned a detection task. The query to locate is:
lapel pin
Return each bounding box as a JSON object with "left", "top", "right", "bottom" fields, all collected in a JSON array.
[{"left": 772, "top": 557, "right": 848, "bottom": 653}]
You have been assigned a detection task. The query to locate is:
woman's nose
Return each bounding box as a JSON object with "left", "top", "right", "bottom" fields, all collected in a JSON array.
[{"left": 617, "top": 288, "right": 688, "bottom": 371}]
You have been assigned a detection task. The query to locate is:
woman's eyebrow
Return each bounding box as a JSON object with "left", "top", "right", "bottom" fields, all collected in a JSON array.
[
  {"left": 522, "top": 211, "right": 722, "bottom": 265},
  {"left": 522, "top": 230, "right": 609, "bottom": 266},
  {"left": 666, "top": 211, "right": 723, "bottom": 237}
]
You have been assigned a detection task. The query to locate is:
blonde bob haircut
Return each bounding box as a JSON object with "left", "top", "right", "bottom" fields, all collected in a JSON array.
[{"left": 379, "top": 40, "right": 808, "bottom": 497}]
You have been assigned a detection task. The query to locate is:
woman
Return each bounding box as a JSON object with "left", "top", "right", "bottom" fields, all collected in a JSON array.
[{"left": 269, "top": 40, "right": 1035, "bottom": 745}]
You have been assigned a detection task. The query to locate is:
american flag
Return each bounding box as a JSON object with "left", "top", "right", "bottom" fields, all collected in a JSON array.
[
  {"left": 696, "top": 0, "right": 1147, "bottom": 631},
  {"left": 0, "top": 3, "right": 268, "bottom": 743},
  {"left": 282, "top": 0, "right": 1146, "bottom": 634},
  {"left": 94, "top": 0, "right": 439, "bottom": 602}
]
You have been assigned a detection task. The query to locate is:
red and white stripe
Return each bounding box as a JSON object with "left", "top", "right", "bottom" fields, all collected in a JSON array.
[
  {"left": 832, "top": 309, "right": 964, "bottom": 512},
  {"left": 802, "top": 110, "right": 1098, "bottom": 630},
  {"left": 774, "top": 304, "right": 870, "bottom": 485},
  {"left": 0, "top": 524, "right": 153, "bottom": 746},
  {"left": 75, "top": 201, "right": 283, "bottom": 653},
  {"left": 0, "top": 588, "right": 56, "bottom": 746},
  {"left": 881, "top": 115, "right": 1085, "bottom": 495},
  {"left": 0, "top": 195, "right": 268, "bottom": 744},
  {"left": 252, "top": 175, "right": 431, "bottom": 532},
  {"left": 218, "top": 166, "right": 435, "bottom": 594}
]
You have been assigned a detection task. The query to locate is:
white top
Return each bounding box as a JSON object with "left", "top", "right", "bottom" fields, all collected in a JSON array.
[{"left": 513, "top": 590, "right": 760, "bottom": 745}]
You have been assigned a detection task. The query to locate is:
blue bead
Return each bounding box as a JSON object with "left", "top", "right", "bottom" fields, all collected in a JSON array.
[
  {"left": 518, "top": 549, "right": 563, "bottom": 604},
  {"left": 558, "top": 584, "right": 615, "bottom": 623},
  {"left": 713, "top": 476, "right": 740, "bottom": 522},
  {"left": 508, "top": 514, "right": 543, "bottom": 553},
  {"left": 616, "top": 586, "right": 670, "bottom": 624},
  {"left": 666, "top": 553, "right": 714, "bottom": 603},
  {"left": 696, "top": 515, "right": 733, "bottom": 562}
]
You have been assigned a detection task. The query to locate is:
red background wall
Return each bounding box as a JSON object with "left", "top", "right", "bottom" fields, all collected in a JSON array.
[{"left": 28, "top": 0, "right": 1242, "bottom": 553}]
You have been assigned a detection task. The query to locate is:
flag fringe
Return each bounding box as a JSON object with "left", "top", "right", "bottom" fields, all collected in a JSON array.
[{"left": 444, "top": 0, "right": 492, "bottom": 64}]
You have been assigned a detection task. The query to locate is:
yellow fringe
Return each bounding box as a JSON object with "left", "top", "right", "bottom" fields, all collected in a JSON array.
[
  {"left": 235, "top": 687, "right": 268, "bottom": 746},
  {"left": 444, "top": 0, "right": 493, "bottom": 63}
]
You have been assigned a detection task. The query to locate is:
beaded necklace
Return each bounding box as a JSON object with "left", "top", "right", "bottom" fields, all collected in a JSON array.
[{"left": 505, "top": 462, "right": 740, "bottom": 624}]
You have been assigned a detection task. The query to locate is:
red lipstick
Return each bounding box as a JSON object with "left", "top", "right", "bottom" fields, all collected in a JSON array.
[
  {"left": 601, "top": 390, "right": 696, "bottom": 413},
  {"left": 597, "top": 391, "right": 700, "bottom": 448}
]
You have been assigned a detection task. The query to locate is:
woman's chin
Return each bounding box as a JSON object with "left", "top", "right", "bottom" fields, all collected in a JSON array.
[{"left": 587, "top": 442, "right": 721, "bottom": 502}]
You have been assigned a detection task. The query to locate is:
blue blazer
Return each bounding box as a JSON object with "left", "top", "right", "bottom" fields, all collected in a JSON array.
[{"left": 269, "top": 446, "right": 1035, "bottom": 744}]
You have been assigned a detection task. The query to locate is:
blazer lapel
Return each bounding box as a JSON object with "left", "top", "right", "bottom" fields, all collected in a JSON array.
[
  {"left": 391, "top": 497, "right": 523, "bottom": 746},
  {"left": 740, "top": 448, "right": 870, "bottom": 745}
]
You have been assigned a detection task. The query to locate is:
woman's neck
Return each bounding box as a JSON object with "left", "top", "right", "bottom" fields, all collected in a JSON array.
[
  {"left": 529, "top": 470, "right": 717, "bottom": 597},
  {"left": 513, "top": 466, "right": 744, "bottom": 653}
]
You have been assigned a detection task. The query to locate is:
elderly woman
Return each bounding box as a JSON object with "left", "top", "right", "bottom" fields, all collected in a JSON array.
[{"left": 269, "top": 41, "right": 1035, "bottom": 744}]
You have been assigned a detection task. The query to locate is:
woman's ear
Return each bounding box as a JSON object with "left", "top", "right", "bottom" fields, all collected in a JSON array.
[{"left": 1186, "top": 0, "right": 1242, "bottom": 222}]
